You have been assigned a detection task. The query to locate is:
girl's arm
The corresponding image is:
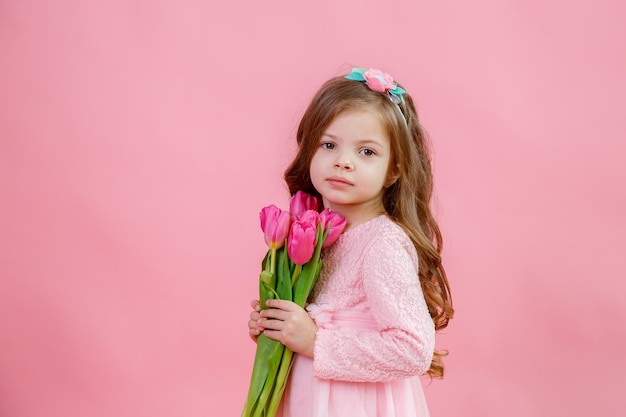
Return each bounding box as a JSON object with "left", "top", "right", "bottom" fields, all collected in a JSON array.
[{"left": 312, "top": 234, "right": 435, "bottom": 383}]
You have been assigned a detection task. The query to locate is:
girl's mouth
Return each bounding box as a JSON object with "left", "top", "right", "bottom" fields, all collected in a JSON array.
[{"left": 327, "top": 176, "right": 353, "bottom": 187}]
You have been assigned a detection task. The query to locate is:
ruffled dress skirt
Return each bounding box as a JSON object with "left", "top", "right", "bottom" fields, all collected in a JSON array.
[{"left": 276, "top": 310, "right": 430, "bottom": 417}]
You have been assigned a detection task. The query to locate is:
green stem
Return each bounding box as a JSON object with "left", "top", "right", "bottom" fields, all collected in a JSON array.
[
  {"left": 266, "top": 348, "right": 296, "bottom": 416},
  {"left": 242, "top": 334, "right": 277, "bottom": 416},
  {"left": 252, "top": 341, "right": 285, "bottom": 417},
  {"left": 270, "top": 248, "right": 276, "bottom": 275},
  {"left": 291, "top": 264, "right": 302, "bottom": 287},
  {"left": 243, "top": 334, "right": 286, "bottom": 417}
]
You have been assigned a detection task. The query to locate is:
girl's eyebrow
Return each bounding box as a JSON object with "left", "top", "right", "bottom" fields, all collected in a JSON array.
[
  {"left": 356, "top": 139, "right": 385, "bottom": 147},
  {"left": 322, "top": 133, "right": 385, "bottom": 147}
]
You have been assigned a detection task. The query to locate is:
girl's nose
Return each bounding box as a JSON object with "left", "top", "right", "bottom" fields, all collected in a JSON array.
[{"left": 334, "top": 159, "right": 354, "bottom": 171}]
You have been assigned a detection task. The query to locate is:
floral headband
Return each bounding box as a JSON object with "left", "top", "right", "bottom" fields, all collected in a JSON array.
[{"left": 344, "top": 67, "right": 407, "bottom": 105}]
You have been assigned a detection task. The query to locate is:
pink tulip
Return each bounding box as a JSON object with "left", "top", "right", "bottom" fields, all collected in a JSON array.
[
  {"left": 260, "top": 204, "right": 291, "bottom": 249},
  {"left": 287, "top": 210, "right": 319, "bottom": 265},
  {"left": 319, "top": 208, "right": 347, "bottom": 248},
  {"left": 289, "top": 191, "right": 320, "bottom": 219}
]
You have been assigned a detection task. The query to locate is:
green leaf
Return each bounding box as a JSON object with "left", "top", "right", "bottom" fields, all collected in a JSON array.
[
  {"left": 344, "top": 72, "right": 365, "bottom": 81},
  {"left": 288, "top": 253, "right": 295, "bottom": 275},
  {"left": 261, "top": 249, "right": 271, "bottom": 272},
  {"left": 243, "top": 334, "right": 281, "bottom": 416},
  {"left": 344, "top": 67, "right": 367, "bottom": 81},
  {"left": 252, "top": 337, "right": 285, "bottom": 417},
  {"left": 275, "top": 246, "right": 293, "bottom": 301},
  {"left": 259, "top": 270, "right": 273, "bottom": 286},
  {"left": 266, "top": 348, "right": 295, "bottom": 416},
  {"left": 259, "top": 280, "right": 277, "bottom": 310}
]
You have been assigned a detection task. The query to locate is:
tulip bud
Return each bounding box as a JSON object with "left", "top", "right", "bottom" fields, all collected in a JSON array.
[
  {"left": 289, "top": 191, "right": 320, "bottom": 219},
  {"left": 260, "top": 205, "right": 291, "bottom": 249},
  {"left": 287, "top": 210, "right": 319, "bottom": 265},
  {"left": 319, "top": 208, "right": 347, "bottom": 248}
]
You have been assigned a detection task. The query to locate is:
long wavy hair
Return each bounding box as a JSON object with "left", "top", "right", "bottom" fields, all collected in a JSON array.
[{"left": 284, "top": 75, "right": 454, "bottom": 378}]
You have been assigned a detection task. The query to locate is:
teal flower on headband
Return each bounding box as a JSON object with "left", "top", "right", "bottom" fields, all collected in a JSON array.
[{"left": 345, "top": 68, "right": 407, "bottom": 104}]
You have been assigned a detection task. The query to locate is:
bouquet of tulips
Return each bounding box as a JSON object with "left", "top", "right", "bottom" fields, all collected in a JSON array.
[{"left": 241, "top": 191, "right": 347, "bottom": 417}]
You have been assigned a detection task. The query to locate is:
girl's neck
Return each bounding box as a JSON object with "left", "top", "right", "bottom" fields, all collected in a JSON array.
[{"left": 324, "top": 201, "right": 386, "bottom": 231}]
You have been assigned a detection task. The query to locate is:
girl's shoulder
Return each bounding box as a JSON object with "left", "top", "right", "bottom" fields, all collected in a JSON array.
[
  {"left": 361, "top": 215, "right": 410, "bottom": 240},
  {"left": 339, "top": 215, "right": 414, "bottom": 254},
  {"left": 369, "top": 215, "right": 415, "bottom": 252}
]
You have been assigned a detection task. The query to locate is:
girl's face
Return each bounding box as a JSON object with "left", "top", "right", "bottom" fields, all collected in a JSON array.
[{"left": 309, "top": 107, "right": 392, "bottom": 225}]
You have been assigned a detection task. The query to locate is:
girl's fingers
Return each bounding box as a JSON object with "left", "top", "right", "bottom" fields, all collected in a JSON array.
[
  {"left": 262, "top": 329, "right": 282, "bottom": 343},
  {"left": 265, "top": 299, "right": 297, "bottom": 311},
  {"left": 259, "top": 316, "right": 285, "bottom": 331},
  {"left": 259, "top": 307, "right": 289, "bottom": 320},
  {"left": 248, "top": 300, "right": 263, "bottom": 343},
  {"left": 263, "top": 320, "right": 285, "bottom": 332}
]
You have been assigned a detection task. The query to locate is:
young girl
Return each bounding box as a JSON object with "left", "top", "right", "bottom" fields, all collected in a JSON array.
[{"left": 248, "top": 67, "right": 454, "bottom": 417}]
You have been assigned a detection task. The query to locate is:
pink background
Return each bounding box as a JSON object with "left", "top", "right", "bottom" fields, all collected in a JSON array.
[{"left": 1, "top": 1, "right": 625, "bottom": 416}]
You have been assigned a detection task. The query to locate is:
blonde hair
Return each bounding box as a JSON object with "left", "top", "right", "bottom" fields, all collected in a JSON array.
[{"left": 284, "top": 76, "right": 454, "bottom": 378}]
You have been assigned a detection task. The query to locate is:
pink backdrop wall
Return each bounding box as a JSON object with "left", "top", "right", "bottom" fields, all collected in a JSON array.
[{"left": 1, "top": 1, "right": 625, "bottom": 416}]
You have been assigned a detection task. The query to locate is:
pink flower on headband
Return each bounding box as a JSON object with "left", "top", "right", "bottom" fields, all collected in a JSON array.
[{"left": 363, "top": 69, "right": 395, "bottom": 93}]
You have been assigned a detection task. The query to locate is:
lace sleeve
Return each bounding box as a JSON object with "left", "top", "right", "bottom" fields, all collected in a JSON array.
[{"left": 312, "top": 233, "right": 435, "bottom": 382}]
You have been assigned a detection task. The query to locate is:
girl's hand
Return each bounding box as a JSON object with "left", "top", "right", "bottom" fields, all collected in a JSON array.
[
  {"left": 259, "top": 299, "right": 317, "bottom": 358},
  {"left": 248, "top": 299, "right": 265, "bottom": 342}
]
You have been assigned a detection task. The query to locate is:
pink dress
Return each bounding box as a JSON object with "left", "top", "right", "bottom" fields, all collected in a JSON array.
[{"left": 278, "top": 215, "right": 435, "bottom": 417}]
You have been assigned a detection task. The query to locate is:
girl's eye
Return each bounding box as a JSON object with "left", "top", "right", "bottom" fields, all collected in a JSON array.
[
  {"left": 321, "top": 142, "right": 335, "bottom": 150},
  {"left": 360, "top": 148, "right": 376, "bottom": 156}
]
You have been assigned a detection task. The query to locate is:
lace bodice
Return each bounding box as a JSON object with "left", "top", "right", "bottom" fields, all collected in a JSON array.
[{"left": 310, "top": 215, "right": 435, "bottom": 383}]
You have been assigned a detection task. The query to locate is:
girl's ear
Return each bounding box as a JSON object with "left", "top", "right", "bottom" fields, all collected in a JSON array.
[{"left": 384, "top": 164, "right": 400, "bottom": 188}]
